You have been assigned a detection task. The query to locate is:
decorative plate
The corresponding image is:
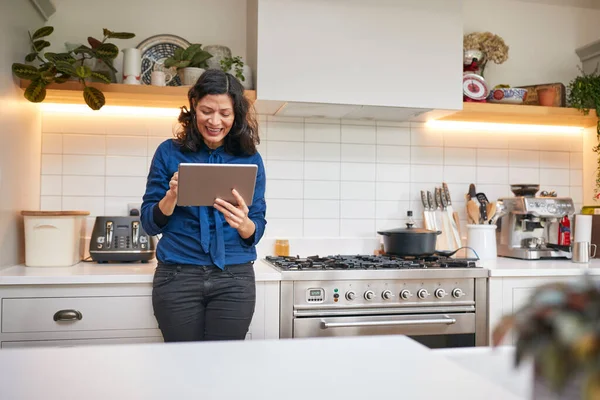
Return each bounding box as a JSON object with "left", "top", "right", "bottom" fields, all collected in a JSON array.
[
  {"left": 136, "top": 34, "right": 190, "bottom": 86},
  {"left": 463, "top": 73, "right": 489, "bottom": 101}
]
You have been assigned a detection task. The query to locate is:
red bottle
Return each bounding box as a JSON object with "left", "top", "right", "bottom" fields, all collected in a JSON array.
[{"left": 558, "top": 216, "right": 571, "bottom": 246}]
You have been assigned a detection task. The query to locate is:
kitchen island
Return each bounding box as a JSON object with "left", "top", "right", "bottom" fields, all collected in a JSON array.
[{"left": 0, "top": 335, "right": 525, "bottom": 400}]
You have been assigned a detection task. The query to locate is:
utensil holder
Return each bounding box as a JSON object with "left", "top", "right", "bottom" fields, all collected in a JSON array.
[{"left": 466, "top": 224, "right": 497, "bottom": 260}]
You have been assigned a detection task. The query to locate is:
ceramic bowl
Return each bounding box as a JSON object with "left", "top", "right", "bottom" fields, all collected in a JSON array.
[{"left": 487, "top": 88, "right": 528, "bottom": 104}]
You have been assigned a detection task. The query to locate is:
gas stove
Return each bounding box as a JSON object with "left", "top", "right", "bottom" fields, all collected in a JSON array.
[
  {"left": 265, "top": 254, "right": 478, "bottom": 271},
  {"left": 268, "top": 254, "right": 489, "bottom": 346}
]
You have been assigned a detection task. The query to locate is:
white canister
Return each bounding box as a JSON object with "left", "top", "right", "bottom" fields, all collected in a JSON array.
[
  {"left": 466, "top": 224, "right": 497, "bottom": 260},
  {"left": 122, "top": 48, "right": 142, "bottom": 85}
]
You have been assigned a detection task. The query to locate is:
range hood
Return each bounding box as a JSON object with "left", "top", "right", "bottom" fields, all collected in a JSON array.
[{"left": 247, "top": 0, "right": 464, "bottom": 122}]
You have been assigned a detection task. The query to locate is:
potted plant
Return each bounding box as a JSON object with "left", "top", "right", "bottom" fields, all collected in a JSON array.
[
  {"left": 163, "top": 44, "right": 212, "bottom": 86},
  {"left": 492, "top": 275, "right": 600, "bottom": 399},
  {"left": 463, "top": 31, "right": 509, "bottom": 77},
  {"left": 11, "top": 26, "right": 135, "bottom": 110},
  {"left": 567, "top": 67, "right": 600, "bottom": 201},
  {"left": 220, "top": 55, "right": 253, "bottom": 90}
]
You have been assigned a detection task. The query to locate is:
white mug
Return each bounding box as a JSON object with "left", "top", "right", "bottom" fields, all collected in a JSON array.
[{"left": 151, "top": 71, "right": 167, "bottom": 86}]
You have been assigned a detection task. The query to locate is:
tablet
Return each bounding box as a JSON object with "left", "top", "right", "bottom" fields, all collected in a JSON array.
[{"left": 177, "top": 163, "right": 258, "bottom": 207}]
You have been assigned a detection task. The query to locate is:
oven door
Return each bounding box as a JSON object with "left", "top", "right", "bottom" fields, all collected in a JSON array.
[{"left": 293, "top": 313, "right": 476, "bottom": 348}]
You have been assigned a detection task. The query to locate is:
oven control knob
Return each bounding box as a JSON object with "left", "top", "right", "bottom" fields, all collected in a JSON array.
[
  {"left": 434, "top": 289, "right": 447, "bottom": 299},
  {"left": 417, "top": 289, "right": 430, "bottom": 299},
  {"left": 364, "top": 290, "right": 375, "bottom": 300},
  {"left": 452, "top": 288, "right": 466, "bottom": 298},
  {"left": 345, "top": 291, "right": 356, "bottom": 301},
  {"left": 382, "top": 290, "right": 394, "bottom": 300},
  {"left": 400, "top": 290, "right": 412, "bottom": 300}
]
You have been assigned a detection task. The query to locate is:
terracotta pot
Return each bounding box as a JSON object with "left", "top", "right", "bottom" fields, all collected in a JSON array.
[{"left": 537, "top": 87, "right": 557, "bottom": 106}]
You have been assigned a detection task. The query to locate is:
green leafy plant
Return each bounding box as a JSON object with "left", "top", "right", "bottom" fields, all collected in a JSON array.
[
  {"left": 11, "top": 26, "right": 135, "bottom": 110},
  {"left": 567, "top": 67, "right": 600, "bottom": 200},
  {"left": 163, "top": 44, "right": 212, "bottom": 70},
  {"left": 220, "top": 56, "right": 245, "bottom": 82}
]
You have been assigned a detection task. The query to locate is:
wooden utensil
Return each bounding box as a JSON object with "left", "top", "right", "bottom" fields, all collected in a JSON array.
[
  {"left": 466, "top": 183, "right": 481, "bottom": 225},
  {"left": 486, "top": 202, "right": 497, "bottom": 224}
]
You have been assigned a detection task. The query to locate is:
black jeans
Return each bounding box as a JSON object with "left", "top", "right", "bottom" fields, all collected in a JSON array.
[{"left": 152, "top": 262, "right": 256, "bottom": 342}]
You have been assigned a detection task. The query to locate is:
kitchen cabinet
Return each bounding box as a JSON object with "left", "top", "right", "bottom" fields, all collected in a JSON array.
[
  {"left": 0, "top": 280, "right": 280, "bottom": 348},
  {"left": 488, "top": 274, "right": 600, "bottom": 345}
]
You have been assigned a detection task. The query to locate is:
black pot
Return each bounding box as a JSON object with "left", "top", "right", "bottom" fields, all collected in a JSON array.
[{"left": 377, "top": 224, "right": 442, "bottom": 257}]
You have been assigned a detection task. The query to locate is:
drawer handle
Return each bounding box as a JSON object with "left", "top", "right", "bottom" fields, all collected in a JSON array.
[{"left": 53, "top": 309, "right": 83, "bottom": 322}]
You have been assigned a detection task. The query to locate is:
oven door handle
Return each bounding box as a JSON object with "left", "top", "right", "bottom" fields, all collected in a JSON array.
[{"left": 320, "top": 317, "right": 457, "bottom": 329}]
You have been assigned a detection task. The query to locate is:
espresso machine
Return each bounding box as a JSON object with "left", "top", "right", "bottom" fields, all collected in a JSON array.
[{"left": 496, "top": 196, "right": 575, "bottom": 260}]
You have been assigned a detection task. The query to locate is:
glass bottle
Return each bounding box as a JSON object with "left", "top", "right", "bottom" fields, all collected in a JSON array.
[{"left": 275, "top": 239, "right": 290, "bottom": 257}]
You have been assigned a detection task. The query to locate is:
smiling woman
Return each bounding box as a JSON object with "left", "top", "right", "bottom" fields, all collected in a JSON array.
[{"left": 140, "top": 69, "right": 267, "bottom": 343}]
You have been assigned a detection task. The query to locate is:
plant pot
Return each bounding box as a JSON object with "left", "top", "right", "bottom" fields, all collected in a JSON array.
[
  {"left": 177, "top": 67, "right": 205, "bottom": 86},
  {"left": 204, "top": 45, "right": 232, "bottom": 70},
  {"left": 537, "top": 87, "right": 557, "bottom": 106},
  {"left": 227, "top": 64, "right": 254, "bottom": 90}
]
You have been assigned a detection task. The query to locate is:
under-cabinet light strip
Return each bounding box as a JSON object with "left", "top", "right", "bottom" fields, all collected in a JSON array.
[
  {"left": 40, "top": 103, "right": 181, "bottom": 117},
  {"left": 426, "top": 120, "right": 583, "bottom": 135}
]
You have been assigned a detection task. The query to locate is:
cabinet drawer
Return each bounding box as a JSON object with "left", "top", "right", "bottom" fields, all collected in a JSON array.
[
  {"left": 2, "top": 336, "right": 163, "bottom": 348},
  {"left": 2, "top": 296, "right": 158, "bottom": 333}
]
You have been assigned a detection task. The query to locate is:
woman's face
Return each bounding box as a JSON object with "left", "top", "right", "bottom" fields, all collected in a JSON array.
[{"left": 194, "top": 94, "right": 235, "bottom": 149}]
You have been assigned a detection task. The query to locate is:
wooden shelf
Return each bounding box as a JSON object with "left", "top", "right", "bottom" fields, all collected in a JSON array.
[
  {"left": 19, "top": 80, "right": 256, "bottom": 109},
  {"left": 439, "top": 102, "right": 597, "bottom": 128}
]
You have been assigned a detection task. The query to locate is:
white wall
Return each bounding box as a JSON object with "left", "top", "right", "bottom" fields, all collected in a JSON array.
[
  {"left": 46, "top": 0, "right": 248, "bottom": 82},
  {"left": 0, "top": 1, "right": 44, "bottom": 266},
  {"left": 464, "top": 0, "right": 600, "bottom": 88}
]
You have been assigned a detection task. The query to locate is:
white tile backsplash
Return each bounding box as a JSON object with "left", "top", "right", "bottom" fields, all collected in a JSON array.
[
  {"left": 376, "top": 145, "right": 410, "bottom": 164},
  {"left": 305, "top": 123, "right": 340, "bottom": 143},
  {"left": 304, "top": 142, "right": 341, "bottom": 162},
  {"left": 40, "top": 112, "right": 585, "bottom": 240},
  {"left": 63, "top": 155, "right": 105, "bottom": 176},
  {"left": 41, "top": 154, "right": 62, "bottom": 175},
  {"left": 341, "top": 162, "right": 376, "bottom": 181},
  {"left": 42, "top": 134, "right": 62, "bottom": 154},
  {"left": 63, "top": 134, "right": 106, "bottom": 155},
  {"left": 305, "top": 162, "right": 339, "bottom": 181},
  {"left": 341, "top": 124, "right": 376, "bottom": 144},
  {"left": 376, "top": 126, "right": 411, "bottom": 146},
  {"left": 341, "top": 144, "right": 376, "bottom": 163}
]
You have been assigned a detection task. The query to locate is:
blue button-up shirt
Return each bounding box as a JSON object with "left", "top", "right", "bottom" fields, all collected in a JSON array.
[{"left": 141, "top": 139, "right": 267, "bottom": 269}]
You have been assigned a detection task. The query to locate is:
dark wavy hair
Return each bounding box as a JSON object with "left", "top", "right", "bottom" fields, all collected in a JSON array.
[{"left": 175, "top": 69, "right": 259, "bottom": 156}]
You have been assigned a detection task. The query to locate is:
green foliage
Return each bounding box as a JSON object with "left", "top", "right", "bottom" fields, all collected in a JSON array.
[
  {"left": 11, "top": 26, "right": 135, "bottom": 110},
  {"left": 220, "top": 56, "right": 245, "bottom": 82},
  {"left": 164, "top": 44, "right": 213, "bottom": 69},
  {"left": 567, "top": 67, "right": 600, "bottom": 200}
]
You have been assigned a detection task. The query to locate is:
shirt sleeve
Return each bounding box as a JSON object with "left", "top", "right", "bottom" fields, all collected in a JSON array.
[
  {"left": 141, "top": 140, "right": 172, "bottom": 236},
  {"left": 241, "top": 153, "right": 267, "bottom": 247}
]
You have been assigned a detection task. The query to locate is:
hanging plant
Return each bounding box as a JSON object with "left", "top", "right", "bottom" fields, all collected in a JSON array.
[
  {"left": 11, "top": 26, "right": 135, "bottom": 110},
  {"left": 567, "top": 67, "right": 600, "bottom": 200}
]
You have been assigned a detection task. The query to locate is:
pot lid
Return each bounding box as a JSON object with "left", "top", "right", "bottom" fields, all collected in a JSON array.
[{"left": 377, "top": 224, "right": 439, "bottom": 235}]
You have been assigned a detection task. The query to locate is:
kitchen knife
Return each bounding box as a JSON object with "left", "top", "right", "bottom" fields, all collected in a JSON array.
[
  {"left": 435, "top": 187, "right": 450, "bottom": 250},
  {"left": 420, "top": 190, "right": 431, "bottom": 229},
  {"left": 439, "top": 187, "right": 455, "bottom": 250},
  {"left": 443, "top": 182, "right": 462, "bottom": 249},
  {"left": 427, "top": 191, "right": 438, "bottom": 231}
]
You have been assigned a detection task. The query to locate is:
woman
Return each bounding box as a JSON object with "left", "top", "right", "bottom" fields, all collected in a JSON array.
[{"left": 140, "top": 69, "right": 266, "bottom": 342}]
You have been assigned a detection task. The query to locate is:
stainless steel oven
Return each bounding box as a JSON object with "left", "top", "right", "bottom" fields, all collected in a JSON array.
[{"left": 276, "top": 267, "right": 489, "bottom": 349}]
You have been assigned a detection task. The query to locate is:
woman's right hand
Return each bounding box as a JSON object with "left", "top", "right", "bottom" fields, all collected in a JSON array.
[{"left": 159, "top": 172, "right": 178, "bottom": 216}]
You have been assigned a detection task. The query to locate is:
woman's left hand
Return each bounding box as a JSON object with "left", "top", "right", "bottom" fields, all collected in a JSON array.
[{"left": 214, "top": 189, "right": 255, "bottom": 238}]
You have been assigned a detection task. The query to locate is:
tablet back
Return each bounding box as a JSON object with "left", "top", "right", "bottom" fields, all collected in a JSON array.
[{"left": 177, "top": 163, "right": 258, "bottom": 207}]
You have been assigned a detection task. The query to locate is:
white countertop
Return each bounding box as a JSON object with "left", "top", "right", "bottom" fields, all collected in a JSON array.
[
  {"left": 0, "top": 259, "right": 281, "bottom": 285},
  {"left": 482, "top": 257, "right": 600, "bottom": 277},
  {"left": 0, "top": 336, "right": 524, "bottom": 400}
]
